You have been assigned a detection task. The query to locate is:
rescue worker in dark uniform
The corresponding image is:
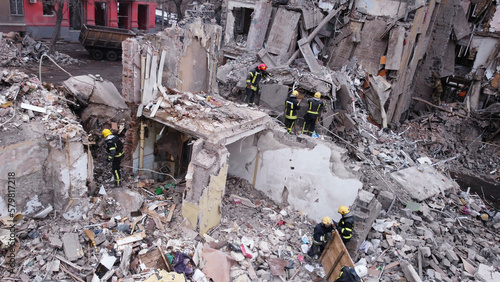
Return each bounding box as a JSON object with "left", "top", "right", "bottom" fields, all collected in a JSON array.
[
  {"left": 302, "top": 92, "right": 325, "bottom": 136},
  {"left": 245, "top": 63, "right": 269, "bottom": 106},
  {"left": 284, "top": 90, "right": 301, "bottom": 134},
  {"left": 307, "top": 216, "right": 334, "bottom": 259},
  {"left": 337, "top": 206, "right": 354, "bottom": 244},
  {"left": 102, "top": 129, "right": 124, "bottom": 187}
]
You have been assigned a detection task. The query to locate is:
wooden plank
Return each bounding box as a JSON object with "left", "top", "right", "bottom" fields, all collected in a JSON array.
[
  {"left": 320, "top": 231, "right": 356, "bottom": 282},
  {"left": 149, "top": 97, "right": 163, "bottom": 118},
  {"left": 158, "top": 245, "right": 172, "bottom": 272},
  {"left": 20, "top": 103, "right": 46, "bottom": 113},
  {"left": 55, "top": 255, "right": 83, "bottom": 271},
  {"left": 157, "top": 47, "right": 167, "bottom": 86},
  {"left": 142, "top": 207, "right": 170, "bottom": 224},
  {"left": 166, "top": 204, "right": 176, "bottom": 222},
  {"left": 326, "top": 250, "right": 344, "bottom": 280}
]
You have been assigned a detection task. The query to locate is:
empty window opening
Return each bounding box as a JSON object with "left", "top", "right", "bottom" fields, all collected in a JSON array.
[
  {"left": 233, "top": 7, "right": 253, "bottom": 41},
  {"left": 138, "top": 4, "right": 149, "bottom": 31},
  {"left": 118, "top": 2, "right": 130, "bottom": 29},
  {"left": 95, "top": 2, "right": 107, "bottom": 26}
]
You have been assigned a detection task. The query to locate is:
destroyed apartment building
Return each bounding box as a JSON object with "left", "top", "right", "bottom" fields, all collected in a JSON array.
[{"left": 0, "top": 0, "right": 500, "bottom": 282}]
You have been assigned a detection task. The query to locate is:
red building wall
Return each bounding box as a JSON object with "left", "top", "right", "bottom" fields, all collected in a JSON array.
[
  {"left": 24, "top": 0, "right": 156, "bottom": 35},
  {"left": 23, "top": 1, "right": 70, "bottom": 27}
]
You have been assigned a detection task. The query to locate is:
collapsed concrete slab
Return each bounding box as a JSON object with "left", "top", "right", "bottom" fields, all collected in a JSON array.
[
  {"left": 390, "top": 166, "right": 459, "bottom": 201},
  {"left": 63, "top": 75, "right": 131, "bottom": 131}
]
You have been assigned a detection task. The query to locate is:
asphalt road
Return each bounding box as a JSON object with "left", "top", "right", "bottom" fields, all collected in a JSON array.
[{"left": 24, "top": 42, "right": 124, "bottom": 93}]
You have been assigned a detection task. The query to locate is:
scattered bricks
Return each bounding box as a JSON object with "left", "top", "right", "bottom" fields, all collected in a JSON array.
[
  {"left": 415, "top": 227, "right": 425, "bottom": 236},
  {"left": 357, "top": 190, "right": 375, "bottom": 212},
  {"left": 62, "top": 233, "right": 84, "bottom": 261},
  {"left": 400, "top": 260, "right": 422, "bottom": 282},
  {"left": 405, "top": 238, "right": 422, "bottom": 247},
  {"left": 411, "top": 214, "right": 422, "bottom": 222},
  {"left": 400, "top": 217, "right": 414, "bottom": 225},
  {"left": 475, "top": 254, "right": 486, "bottom": 263},
  {"left": 442, "top": 258, "right": 451, "bottom": 268},
  {"left": 493, "top": 222, "right": 500, "bottom": 230},
  {"left": 48, "top": 235, "right": 63, "bottom": 248},
  {"left": 420, "top": 246, "right": 431, "bottom": 257},
  {"left": 443, "top": 244, "right": 459, "bottom": 265},
  {"left": 377, "top": 190, "right": 394, "bottom": 211}
]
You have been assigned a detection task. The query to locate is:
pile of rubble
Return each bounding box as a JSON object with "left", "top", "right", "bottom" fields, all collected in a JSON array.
[
  {"left": 362, "top": 190, "right": 500, "bottom": 282},
  {"left": 0, "top": 68, "right": 86, "bottom": 143},
  {"left": 0, "top": 33, "right": 82, "bottom": 67}
]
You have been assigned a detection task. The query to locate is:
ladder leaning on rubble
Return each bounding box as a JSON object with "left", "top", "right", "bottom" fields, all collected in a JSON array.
[{"left": 319, "top": 230, "right": 358, "bottom": 281}]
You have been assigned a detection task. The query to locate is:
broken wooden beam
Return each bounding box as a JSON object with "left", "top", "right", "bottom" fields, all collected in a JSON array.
[{"left": 286, "top": 6, "right": 343, "bottom": 66}]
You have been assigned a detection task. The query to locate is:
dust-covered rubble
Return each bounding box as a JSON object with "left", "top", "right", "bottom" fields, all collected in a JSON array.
[{"left": 0, "top": 32, "right": 83, "bottom": 67}]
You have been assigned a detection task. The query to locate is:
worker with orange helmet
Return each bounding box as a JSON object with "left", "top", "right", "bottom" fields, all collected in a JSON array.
[
  {"left": 244, "top": 63, "right": 269, "bottom": 106},
  {"left": 284, "top": 90, "right": 301, "bottom": 133},
  {"left": 307, "top": 216, "right": 335, "bottom": 259},
  {"left": 302, "top": 91, "right": 325, "bottom": 136},
  {"left": 102, "top": 129, "right": 124, "bottom": 187},
  {"left": 337, "top": 206, "right": 354, "bottom": 244}
]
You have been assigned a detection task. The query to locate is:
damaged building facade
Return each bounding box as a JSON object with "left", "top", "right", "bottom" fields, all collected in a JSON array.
[{"left": 121, "top": 4, "right": 363, "bottom": 237}]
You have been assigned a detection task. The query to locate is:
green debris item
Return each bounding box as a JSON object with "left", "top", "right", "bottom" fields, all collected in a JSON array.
[
  {"left": 164, "top": 183, "right": 176, "bottom": 189},
  {"left": 166, "top": 253, "right": 174, "bottom": 264},
  {"left": 155, "top": 187, "right": 163, "bottom": 195},
  {"left": 406, "top": 202, "right": 421, "bottom": 212}
]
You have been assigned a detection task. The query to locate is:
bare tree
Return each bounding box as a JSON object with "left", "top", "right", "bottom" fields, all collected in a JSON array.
[
  {"left": 172, "top": 0, "right": 185, "bottom": 21},
  {"left": 49, "top": 0, "right": 66, "bottom": 54}
]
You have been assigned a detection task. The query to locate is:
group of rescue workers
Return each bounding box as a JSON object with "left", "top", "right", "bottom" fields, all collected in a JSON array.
[
  {"left": 244, "top": 63, "right": 326, "bottom": 136},
  {"left": 99, "top": 62, "right": 359, "bottom": 280}
]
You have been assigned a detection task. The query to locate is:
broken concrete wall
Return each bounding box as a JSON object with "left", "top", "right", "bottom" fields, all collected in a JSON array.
[
  {"left": 386, "top": 0, "right": 438, "bottom": 124},
  {"left": 226, "top": 129, "right": 362, "bottom": 223},
  {"left": 246, "top": 1, "right": 273, "bottom": 51},
  {"left": 471, "top": 36, "right": 499, "bottom": 71},
  {"left": 223, "top": 0, "right": 257, "bottom": 46},
  {"left": 122, "top": 18, "right": 222, "bottom": 101},
  {"left": 409, "top": 0, "right": 474, "bottom": 116},
  {"left": 131, "top": 121, "right": 158, "bottom": 178},
  {"left": 122, "top": 38, "right": 142, "bottom": 104},
  {"left": 182, "top": 139, "right": 230, "bottom": 235},
  {"left": 355, "top": 0, "right": 407, "bottom": 18},
  {"left": 0, "top": 123, "right": 88, "bottom": 220}
]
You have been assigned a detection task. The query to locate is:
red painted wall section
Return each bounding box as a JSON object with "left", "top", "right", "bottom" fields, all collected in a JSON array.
[
  {"left": 23, "top": 0, "right": 155, "bottom": 30},
  {"left": 85, "top": 0, "right": 96, "bottom": 26},
  {"left": 131, "top": 3, "right": 138, "bottom": 29},
  {"left": 108, "top": 1, "right": 118, "bottom": 27},
  {"left": 24, "top": 0, "right": 69, "bottom": 27},
  {"left": 147, "top": 3, "right": 155, "bottom": 29}
]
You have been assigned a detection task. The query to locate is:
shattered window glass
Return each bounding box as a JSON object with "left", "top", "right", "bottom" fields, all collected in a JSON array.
[{"left": 9, "top": 0, "right": 24, "bottom": 16}]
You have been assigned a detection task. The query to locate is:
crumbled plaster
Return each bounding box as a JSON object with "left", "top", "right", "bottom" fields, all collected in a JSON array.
[{"left": 227, "top": 130, "right": 362, "bottom": 223}]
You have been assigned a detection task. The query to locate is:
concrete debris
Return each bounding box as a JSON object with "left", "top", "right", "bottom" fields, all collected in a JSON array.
[{"left": 0, "top": 33, "right": 82, "bottom": 67}]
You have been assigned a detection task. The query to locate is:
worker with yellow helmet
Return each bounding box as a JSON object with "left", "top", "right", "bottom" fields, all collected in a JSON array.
[
  {"left": 302, "top": 91, "right": 326, "bottom": 136},
  {"left": 337, "top": 206, "right": 354, "bottom": 243},
  {"left": 307, "top": 216, "right": 335, "bottom": 259},
  {"left": 284, "top": 90, "right": 301, "bottom": 134},
  {"left": 102, "top": 128, "right": 124, "bottom": 187}
]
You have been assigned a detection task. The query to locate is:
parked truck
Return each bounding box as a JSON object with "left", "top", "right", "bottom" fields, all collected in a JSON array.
[{"left": 79, "top": 25, "right": 136, "bottom": 61}]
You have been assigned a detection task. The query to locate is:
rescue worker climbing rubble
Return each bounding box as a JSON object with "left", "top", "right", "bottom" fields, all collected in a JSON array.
[
  {"left": 284, "top": 90, "right": 301, "bottom": 134},
  {"left": 302, "top": 92, "right": 325, "bottom": 136},
  {"left": 337, "top": 206, "right": 354, "bottom": 244},
  {"left": 102, "top": 129, "right": 124, "bottom": 187},
  {"left": 307, "top": 216, "right": 334, "bottom": 259},
  {"left": 245, "top": 63, "right": 269, "bottom": 106}
]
